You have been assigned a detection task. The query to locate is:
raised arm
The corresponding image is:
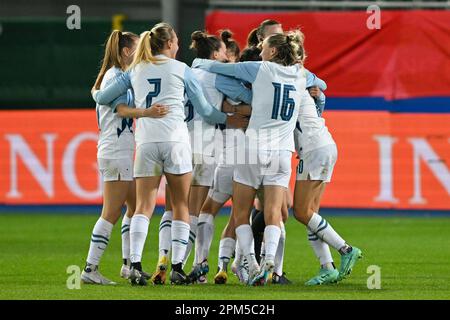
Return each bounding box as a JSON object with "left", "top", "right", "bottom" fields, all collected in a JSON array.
[
  {"left": 195, "top": 59, "right": 261, "bottom": 84},
  {"left": 215, "top": 75, "right": 253, "bottom": 105},
  {"left": 92, "top": 71, "right": 132, "bottom": 105}
]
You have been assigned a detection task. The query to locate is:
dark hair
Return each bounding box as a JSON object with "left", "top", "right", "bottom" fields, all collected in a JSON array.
[
  {"left": 220, "top": 29, "right": 240, "bottom": 58},
  {"left": 239, "top": 46, "right": 262, "bottom": 62},
  {"left": 256, "top": 19, "right": 281, "bottom": 41},
  {"left": 246, "top": 27, "right": 259, "bottom": 47},
  {"left": 94, "top": 30, "right": 138, "bottom": 89},
  {"left": 190, "top": 30, "right": 222, "bottom": 59}
]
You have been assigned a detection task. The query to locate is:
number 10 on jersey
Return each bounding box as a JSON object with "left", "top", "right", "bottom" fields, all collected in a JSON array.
[{"left": 271, "top": 82, "right": 296, "bottom": 121}]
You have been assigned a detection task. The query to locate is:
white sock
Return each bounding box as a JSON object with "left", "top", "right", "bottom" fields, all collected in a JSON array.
[
  {"left": 121, "top": 215, "right": 131, "bottom": 264},
  {"left": 307, "top": 213, "right": 346, "bottom": 251},
  {"left": 129, "top": 214, "right": 149, "bottom": 263},
  {"left": 183, "top": 215, "right": 198, "bottom": 265},
  {"left": 260, "top": 241, "right": 266, "bottom": 261},
  {"left": 263, "top": 225, "right": 281, "bottom": 263},
  {"left": 172, "top": 220, "right": 190, "bottom": 265},
  {"left": 235, "top": 224, "right": 257, "bottom": 266},
  {"left": 274, "top": 222, "right": 286, "bottom": 275},
  {"left": 234, "top": 239, "right": 243, "bottom": 265},
  {"left": 307, "top": 227, "right": 334, "bottom": 267},
  {"left": 196, "top": 213, "right": 215, "bottom": 263},
  {"left": 158, "top": 211, "right": 173, "bottom": 260},
  {"left": 218, "top": 237, "right": 236, "bottom": 271},
  {"left": 86, "top": 217, "right": 114, "bottom": 266}
]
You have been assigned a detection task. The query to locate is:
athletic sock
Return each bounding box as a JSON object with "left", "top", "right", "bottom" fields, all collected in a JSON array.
[
  {"left": 158, "top": 210, "right": 173, "bottom": 261},
  {"left": 235, "top": 224, "right": 257, "bottom": 266},
  {"left": 274, "top": 221, "right": 286, "bottom": 275},
  {"left": 307, "top": 227, "right": 334, "bottom": 268},
  {"left": 121, "top": 215, "right": 131, "bottom": 264},
  {"left": 172, "top": 220, "right": 190, "bottom": 265},
  {"left": 86, "top": 217, "right": 114, "bottom": 267},
  {"left": 183, "top": 215, "right": 198, "bottom": 265},
  {"left": 196, "top": 213, "right": 215, "bottom": 263},
  {"left": 263, "top": 225, "right": 281, "bottom": 263},
  {"left": 307, "top": 213, "right": 346, "bottom": 252},
  {"left": 218, "top": 237, "right": 236, "bottom": 271},
  {"left": 129, "top": 214, "right": 149, "bottom": 264}
]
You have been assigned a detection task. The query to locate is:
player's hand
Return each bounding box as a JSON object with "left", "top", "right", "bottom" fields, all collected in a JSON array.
[
  {"left": 222, "top": 99, "right": 235, "bottom": 113},
  {"left": 143, "top": 104, "right": 169, "bottom": 118},
  {"left": 226, "top": 113, "right": 249, "bottom": 129},
  {"left": 308, "top": 86, "right": 322, "bottom": 98}
]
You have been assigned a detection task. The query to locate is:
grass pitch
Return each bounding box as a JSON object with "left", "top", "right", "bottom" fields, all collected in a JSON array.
[{"left": 0, "top": 212, "right": 449, "bottom": 300}]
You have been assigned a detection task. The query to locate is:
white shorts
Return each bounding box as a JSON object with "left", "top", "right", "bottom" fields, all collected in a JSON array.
[
  {"left": 296, "top": 144, "right": 337, "bottom": 182},
  {"left": 98, "top": 157, "right": 134, "bottom": 182},
  {"left": 192, "top": 154, "right": 216, "bottom": 187},
  {"left": 208, "top": 165, "right": 234, "bottom": 203},
  {"left": 233, "top": 150, "right": 292, "bottom": 190},
  {"left": 134, "top": 142, "right": 192, "bottom": 177}
]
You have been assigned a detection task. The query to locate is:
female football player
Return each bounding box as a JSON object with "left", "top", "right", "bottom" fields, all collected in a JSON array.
[{"left": 81, "top": 30, "right": 169, "bottom": 285}]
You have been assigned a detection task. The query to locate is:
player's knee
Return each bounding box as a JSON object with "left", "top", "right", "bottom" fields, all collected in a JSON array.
[{"left": 293, "top": 204, "right": 311, "bottom": 225}]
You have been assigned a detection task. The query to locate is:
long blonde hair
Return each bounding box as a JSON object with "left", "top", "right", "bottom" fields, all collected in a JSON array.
[
  {"left": 129, "top": 22, "right": 175, "bottom": 69},
  {"left": 94, "top": 30, "right": 138, "bottom": 89}
]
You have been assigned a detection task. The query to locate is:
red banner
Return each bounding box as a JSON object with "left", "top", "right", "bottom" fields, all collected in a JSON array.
[
  {"left": 206, "top": 10, "right": 450, "bottom": 100},
  {"left": 1, "top": 110, "right": 449, "bottom": 209}
]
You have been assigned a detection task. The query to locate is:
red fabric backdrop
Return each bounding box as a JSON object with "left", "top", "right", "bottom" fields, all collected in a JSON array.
[{"left": 206, "top": 10, "right": 450, "bottom": 100}]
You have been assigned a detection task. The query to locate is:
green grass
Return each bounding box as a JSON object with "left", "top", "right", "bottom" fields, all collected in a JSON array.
[{"left": 0, "top": 213, "right": 449, "bottom": 300}]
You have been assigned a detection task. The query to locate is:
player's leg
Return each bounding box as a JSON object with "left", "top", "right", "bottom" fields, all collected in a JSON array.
[
  {"left": 189, "top": 197, "right": 223, "bottom": 283},
  {"left": 165, "top": 171, "right": 192, "bottom": 284},
  {"left": 214, "top": 208, "right": 235, "bottom": 284},
  {"left": 251, "top": 190, "right": 265, "bottom": 264},
  {"left": 272, "top": 189, "right": 292, "bottom": 285},
  {"left": 251, "top": 185, "right": 284, "bottom": 286},
  {"left": 82, "top": 179, "right": 130, "bottom": 285},
  {"left": 128, "top": 175, "right": 161, "bottom": 285},
  {"left": 233, "top": 181, "right": 258, "bottom": 285},
  {"left": 151, "top": 183, "right": 173, "bottom": 285},
  {"left": 293, "top": 180, "right": 362, "bottom": 282},
  {"left": 120, "top": 179, "right": 136, "bottom": 279}
]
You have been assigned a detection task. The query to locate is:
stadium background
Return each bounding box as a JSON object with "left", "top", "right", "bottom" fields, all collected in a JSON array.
[{"left": 0, "top": 0, "right": 448, "bottom": 211}]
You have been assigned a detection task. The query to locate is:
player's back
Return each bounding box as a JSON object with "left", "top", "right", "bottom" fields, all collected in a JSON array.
[
  {"left": 186, "top": 66, "right": 223, "bottom": 156},
  {"left": 130, "top": 55, "right": 188, "bottom": 146},
  {"left": 96, "top": 66, "right": 134, "bottom": 159},
  {"left": 249, "top": 61, "right": 306, "bottom": 152}
]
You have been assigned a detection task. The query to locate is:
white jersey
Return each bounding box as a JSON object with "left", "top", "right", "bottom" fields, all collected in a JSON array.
[
  {"left": 130, "top": 55, "right": 190, "bottom": 147},
  {"left": 186, "top": 66, "right": 223, "bottom": 156},
  {"left": 248, "top": 61, "right": 306, "bottom": 152},
  {"left": 96, "top": 67, "right": 135, "bottom": 159},
  {"left": 294, "top": 90, "right": 335, "bottom": 155}
]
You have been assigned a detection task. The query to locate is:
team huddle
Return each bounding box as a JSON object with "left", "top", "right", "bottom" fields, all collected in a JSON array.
[{"left": 81, "top": 19, "right": 362, "bottom": 287}]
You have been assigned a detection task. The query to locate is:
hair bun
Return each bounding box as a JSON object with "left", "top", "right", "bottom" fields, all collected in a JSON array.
[
  {"left": 220, "top": 29, "right": 233, "bottom": 43},
  {"left": 191, "top": 30, "right": 208, "bottom": 42}
]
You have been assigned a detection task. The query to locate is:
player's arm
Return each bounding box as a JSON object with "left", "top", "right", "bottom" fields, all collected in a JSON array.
[
  {"left": 92, "top": 71, "right": 132, "bottom": 105},
  {"left": 184, "top": 67, "right": 248, "bottom": 129},
  {"left": 113, "top": 89, "right": 169, "bottom": 119},
  {"left": 308, "top": 87, "right": 326, "bottom": 116},
  {"left": 215, "top": 75, "right": 253, "bottom": 105},
  {"left": 195, "top": 59, "right": 261, "bottom": 84},
  {"left": 305, "top": 69, "right": 327, "bottom": 91}
]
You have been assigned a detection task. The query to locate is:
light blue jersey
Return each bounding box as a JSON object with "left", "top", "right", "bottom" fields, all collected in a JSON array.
[{"left": 197, "top": 60, "right": 307, "bottom": 152}]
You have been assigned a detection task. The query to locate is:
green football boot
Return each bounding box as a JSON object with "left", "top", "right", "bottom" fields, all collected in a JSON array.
[
  {"left": 338, "top": 246, "right": 363, "bottom": 281},
  {"left": 305, "top": 268, "right": 339, "bottom": 286}
]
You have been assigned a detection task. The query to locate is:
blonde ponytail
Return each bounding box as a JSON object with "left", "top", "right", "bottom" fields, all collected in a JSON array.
[{"left": 94, "top": 30, "right": 138, "bottom": 89}]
